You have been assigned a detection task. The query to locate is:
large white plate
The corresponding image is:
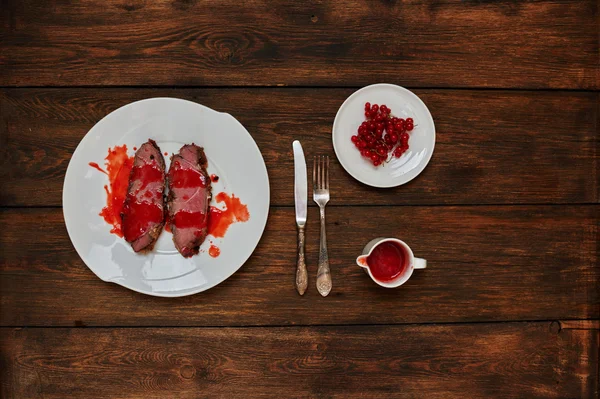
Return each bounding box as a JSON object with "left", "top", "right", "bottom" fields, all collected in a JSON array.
[
  {"left": 332, "top": 84, "right": 436, "bottom": 187},
  {"left": 63, "top": 98, "right": 270, "bottom": 297}
]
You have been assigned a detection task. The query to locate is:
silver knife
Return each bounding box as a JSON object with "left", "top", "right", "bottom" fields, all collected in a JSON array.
[{"left": 293, "top": 140, "right": 308, "bottom": 295}]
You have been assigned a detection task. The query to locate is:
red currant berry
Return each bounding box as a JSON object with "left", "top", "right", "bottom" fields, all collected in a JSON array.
[
  {"left": 406, "top": 121, "right": 414, "bottom": 131},
  {"left": 373, "top": 159, "right": 381, "bottom": 166},
  {"left": 365, "top": 110, "right": 370, "bottom": 119},
  {"left": 390, "top": 133, "right": 398, "bottom": 143},
  {"left": 361, "top": 149, "right": 369, "bottom": 157},
  {"left": 400, "top": 132, "right": 409, "bottom": 142},
  {"left": 372, "top": 104, "right": 379, "bottom": 113},
  {"left": 370, "top": 153, "right": 379, "bottom": 161},
  {"left": 365, "top": 102, "right": 371, "bottom": 110},
  {"left": 351, "top": 135, "right": 358, "bottom": 143},
  {"left": 384, "top": 135, "right": 392, "bottom": 144},
  {"left": 406, "top": 117, "right": 413, "bottom": 124}
]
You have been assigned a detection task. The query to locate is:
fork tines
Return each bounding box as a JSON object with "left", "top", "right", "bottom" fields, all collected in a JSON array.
[{"left": 313, "top": 155, "right": 329, "bottom": 190}]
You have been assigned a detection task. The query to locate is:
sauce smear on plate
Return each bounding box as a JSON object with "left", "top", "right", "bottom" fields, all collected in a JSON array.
[
  {"left": 88, "top": 162, "right": 107, "bottom": 175},
  {"left": 208, "top": 192, "right": 249, "bottom": 238},
  {"left": 209, "top": 244, "right": 221, "bottom": 258},
  {"left": 90, "top": 145, "right": 134, "bottom": 237}
]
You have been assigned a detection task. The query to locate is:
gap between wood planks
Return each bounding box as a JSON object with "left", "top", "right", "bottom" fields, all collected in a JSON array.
[
  {"left": 2, "top": 319, "right": 599, "bottom": 330},
  {"left": 1, "top": 204, "right": 599, "bottom": 211},
  {"left": 1, "top": 85, "right": 600, "bottom": 93}
]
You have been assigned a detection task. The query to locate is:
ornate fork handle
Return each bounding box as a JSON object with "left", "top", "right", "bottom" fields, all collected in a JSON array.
[
  {"left": 316, "top": 207, "right": 332, "bottom": 296},
  {"left": 296, "top": 225, "right": 308, "bottom": 295}
]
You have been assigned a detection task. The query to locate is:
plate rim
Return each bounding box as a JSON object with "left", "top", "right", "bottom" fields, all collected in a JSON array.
[
  {"left": 62, "top": 97, "right": 270, "bottom": 297},
  {"left": 332, "top": 83, "right": 436, "bottom": 188}
]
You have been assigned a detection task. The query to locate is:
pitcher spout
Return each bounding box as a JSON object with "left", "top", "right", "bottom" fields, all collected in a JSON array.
[{"left": 356, "top": 255, "right": 369, "bottom": 269}]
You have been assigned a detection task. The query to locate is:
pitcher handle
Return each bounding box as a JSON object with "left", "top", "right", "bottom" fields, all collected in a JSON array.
[{"left": 414, "top": 258, "right": 427, "bottom": 269}]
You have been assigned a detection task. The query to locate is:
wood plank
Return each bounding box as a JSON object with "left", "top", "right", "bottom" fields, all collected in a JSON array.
[
  {"left": 0, "top": 206, "right": 597, "bottom": 327},
  {"left": 1, "top": 89, "right": 597, "bottom": 207},
  {"left": 1, "top": 322, "right": 597, "bottom": 398},
  {"left": 1, "top": 1, "right": 598, "bottom": 88}
]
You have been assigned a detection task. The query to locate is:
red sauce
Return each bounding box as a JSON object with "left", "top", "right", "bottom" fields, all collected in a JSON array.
[
  {"left": 210, "top": 174, "right": 219, "bottom": 183},
  {"left": 208, "top": 244, "right": 221, "bottom": 258},
  {"left": 169, "top": 164, "right": 208, "bottom": 188},
  {"left": 207, "top": 192, "right": 249, "bottom": 238},
  {"left": 366, "top": 242, "right": 407, "bottom": 282},
  {"left": 121, "top": 162, "right": 165, "bottom": 242},
  {"left": 173, "top": 211, "right": 207, "bottom": 230},
  {"left": 129, "top": 164, "right": 163, "bottom": 191},
  {"left": 208, "top": 207, "right": 223, "bottom": 235},
  {"left": 164, "top": 213, "right": 171, "bottom": 233},
  {"left": 122, "top": 201, "right": 163, "bottom": 242},
  {"left": 92, "top": 145, "right": 134, "bottom": 237},
  {"left": 88, "top": 162, "right": 107, "bottom": 175}
]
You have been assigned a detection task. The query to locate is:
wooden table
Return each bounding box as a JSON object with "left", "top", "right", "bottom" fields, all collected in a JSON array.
[{"left": 1, "top": 1, "right": 598, "bottom": 398}]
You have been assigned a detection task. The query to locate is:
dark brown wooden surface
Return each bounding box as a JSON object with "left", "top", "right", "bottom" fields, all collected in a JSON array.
[
  {"left": 1, "top": 206, "right": 597, "bottom": 326},
  {"left": 1, "top": 89, "right": 598, "bottom": 207},
  {"left": 1, "top": 322, "right": 598, "bottom": 399},
  {"left": 1, "top": 0, "right": 599, "bottom": 398},
  {"left": 1, "top": 0, "right": 598, "bottom": 89}
]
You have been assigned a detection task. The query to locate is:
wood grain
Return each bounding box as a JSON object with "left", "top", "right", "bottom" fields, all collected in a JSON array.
[
  {"left": 1, "top": 1, "right": 598, "bottom": 88},
  {"left": 1, "top": 89, "right": 597, "bottom": 207},
  {"left": 1, "top": 206, "right": 597, "bottom": 327},
  {"left": 1, "top": 322, "right": 597, "bottom": 398}
]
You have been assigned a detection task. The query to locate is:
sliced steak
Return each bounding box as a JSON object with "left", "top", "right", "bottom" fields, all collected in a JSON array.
[
  {"left": 167, "top": 144, "right": 212, "bottom": 257},
  {"left": 121, "top": 139, "right": 166, "bottom": 252}
]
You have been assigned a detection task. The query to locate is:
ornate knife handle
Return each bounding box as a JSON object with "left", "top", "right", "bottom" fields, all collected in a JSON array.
[{"left": 296, "top": 225, "right": 307, "bottom": 295}]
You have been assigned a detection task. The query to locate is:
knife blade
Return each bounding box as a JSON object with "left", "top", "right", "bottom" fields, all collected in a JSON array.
[
  {"left": 292, "top": 140, "right": 308, "bottom": 295},
  {"left": 293, "top": 140, "right": 307, "bottom": 226}
]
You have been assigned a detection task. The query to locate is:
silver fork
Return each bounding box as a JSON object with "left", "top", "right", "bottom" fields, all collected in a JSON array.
[{"left": 313, "top": 155, "right": 332, "bottom": 297}]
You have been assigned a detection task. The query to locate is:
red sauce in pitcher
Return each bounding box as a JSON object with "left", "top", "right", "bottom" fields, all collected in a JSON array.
[{"left": 366, "top": 241, "right": 408, "bottom": 282}]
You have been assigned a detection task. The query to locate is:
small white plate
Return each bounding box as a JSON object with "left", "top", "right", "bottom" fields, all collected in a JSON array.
[
  {"left": 332, "top": 84, "right": 435, "bottom": 188},
  {"left": 63, "top": 98, "right": 270, "bottom": 297}
]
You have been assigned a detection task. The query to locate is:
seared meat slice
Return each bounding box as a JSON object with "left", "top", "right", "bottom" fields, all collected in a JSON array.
[
  {"left": 167, "top": 144, "right": 212, "bottom": 257},
  {"left": 121, "top": 140, "right": 166, "bottom": 252}
]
